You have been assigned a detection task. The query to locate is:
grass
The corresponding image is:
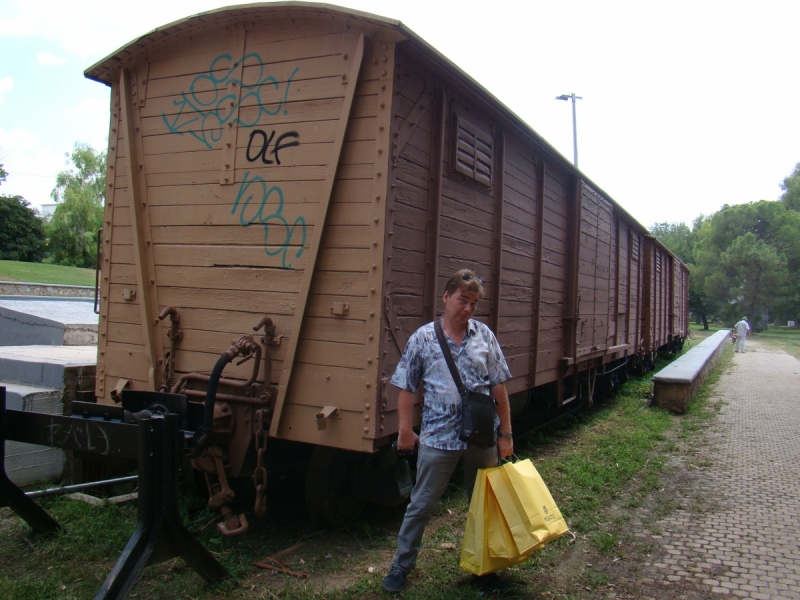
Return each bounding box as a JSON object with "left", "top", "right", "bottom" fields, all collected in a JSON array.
[
  {"left": 753, "top": 327, "right": 800, "bottom": 360},
  {"left": 0, "top": 260, "right": 95, "bottom": 287},
  {"left": 0, "top": 342, "right": 730, "bottom": 600}
]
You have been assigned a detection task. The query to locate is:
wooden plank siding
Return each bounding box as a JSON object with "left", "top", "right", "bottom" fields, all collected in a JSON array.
[{"left": 95, "top": 17, "right": 397, "bottom": 452}]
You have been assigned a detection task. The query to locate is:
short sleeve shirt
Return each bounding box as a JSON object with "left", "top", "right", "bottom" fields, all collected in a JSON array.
[
  {"left": 390, "top": 319, "right": 512, "bottom": 451},
  {"left": 734, "top": 321, "right": 749, "bottom": 336}
]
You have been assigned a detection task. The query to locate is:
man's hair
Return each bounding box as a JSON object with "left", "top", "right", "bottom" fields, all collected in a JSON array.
[{"left": 444, "top": 269, "right": 485, "bottom": 299}]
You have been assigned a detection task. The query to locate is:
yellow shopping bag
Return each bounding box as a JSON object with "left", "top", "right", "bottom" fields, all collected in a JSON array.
[
  {"left": 459, "top": 467, "right": 531, "bottom": 575},
  {"left": 487, "top": 459, "right": 569, "bottom": 556}
]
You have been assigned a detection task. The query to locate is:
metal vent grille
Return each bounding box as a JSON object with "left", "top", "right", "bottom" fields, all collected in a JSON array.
[
  {"left": 631, "top": 234, "right": 640, "bottom": 261},
  {"left": 454, "top": 111, "right": 493, "bottom": 186},
  {"left": 656, "top": 252, "right": 662, "bottom": 273}
]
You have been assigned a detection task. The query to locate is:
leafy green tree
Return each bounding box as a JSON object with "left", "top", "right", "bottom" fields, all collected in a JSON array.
[
  {"left": 46, "top": 144, "right": 106, "bottom": 268},
  {"left": 0, "top": 163, "right": 46, "bottom": 262},
  {"left": 650, "top": 221, "right": 694, "bottom": 265},
  {"left": 720, "top": 233, "right": 787, "bottom": 328},
  {"left": 780, "top": 162, "right": 800, "bottom": 212}
]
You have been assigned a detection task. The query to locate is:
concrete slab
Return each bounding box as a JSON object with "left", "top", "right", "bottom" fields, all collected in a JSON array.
[
  {"left": 652, "top": 330, "right": 730, "bottom": 413},
  {"left": 3, "top": 382, "right": 65, "bottom": 486},
  {"left": 0, "top": 296, "right": 98, "bottom": 346},
  {"left": 0, "top": 345, "right": 96, "bottom": 396}
]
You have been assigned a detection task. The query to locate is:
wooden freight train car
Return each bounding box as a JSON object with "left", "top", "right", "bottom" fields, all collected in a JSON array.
[{"left": 85, "top": 2, "right": 688, "bottom": 526}]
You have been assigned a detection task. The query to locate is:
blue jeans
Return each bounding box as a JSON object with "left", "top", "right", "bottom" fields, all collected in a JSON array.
[{"left": 391, "top": 443, "right": 497, "bottom": 574}]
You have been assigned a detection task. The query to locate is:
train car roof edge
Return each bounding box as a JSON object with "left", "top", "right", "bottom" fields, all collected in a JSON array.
[{"left": 84, "top": 1, "right": 659, "bottom": 247}]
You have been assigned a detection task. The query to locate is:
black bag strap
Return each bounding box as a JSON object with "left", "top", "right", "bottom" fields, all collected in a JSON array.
[{"left": 434, "top": 319, "right": 466, "bottom": 396}]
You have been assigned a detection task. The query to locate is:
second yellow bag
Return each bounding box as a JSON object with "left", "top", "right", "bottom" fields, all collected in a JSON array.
[{"left": 486, "top": 459, "right": 569, "bottom": 556}]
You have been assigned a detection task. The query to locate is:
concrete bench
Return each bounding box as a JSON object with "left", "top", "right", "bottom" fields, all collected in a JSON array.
[{"left": 652, "top": 330, "right": 731, "bottom": 413}]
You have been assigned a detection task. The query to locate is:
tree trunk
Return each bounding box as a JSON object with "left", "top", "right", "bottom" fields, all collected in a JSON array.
[{"left": 701, "top": 314, "right": 709, "bottom": 330}]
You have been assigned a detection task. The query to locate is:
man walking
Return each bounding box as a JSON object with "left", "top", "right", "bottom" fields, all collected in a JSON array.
[
  {"left": 381, "top": 269, "right": 513, "bottom": 594},
  {"left": 734, "top": 316, "right": 750, "bottom": 352}
]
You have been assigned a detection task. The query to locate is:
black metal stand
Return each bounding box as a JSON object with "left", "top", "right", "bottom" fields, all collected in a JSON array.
[
  {"left": 0, "top": 388, "right": 63, "bottom": 534},
  {"left": 96, "top": 414, "right": 229, "bottom": 599},
  {"left": 0, "top": 387, "right": 229, "bottom": 600}
]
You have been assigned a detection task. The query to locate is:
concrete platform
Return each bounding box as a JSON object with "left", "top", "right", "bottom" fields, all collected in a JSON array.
[
  {"left": 3, "top": 383, "right": 65, "bottom": 486},
  {"left": 0, "top": 296, "right": 98, "bottom": 346},
  {"left": 0, "top": 345, "right": 96, "bottom": 404},
  {"left": 652, "top": 330, "right": 731, "bottom": 413}
]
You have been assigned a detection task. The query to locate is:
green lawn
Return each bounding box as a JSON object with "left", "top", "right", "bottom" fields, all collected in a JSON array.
[{"left": 0, "top": 260, "right": 95, "bottom": 287}]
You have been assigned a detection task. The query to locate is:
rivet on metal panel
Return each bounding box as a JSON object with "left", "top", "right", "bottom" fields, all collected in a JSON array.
[
  {"left": 368, "top": 335, "right": 374, "bottom": 341},
  {"left": 364, "top": 403, "right": 370, "bottom": 409},
  {"left": 149, "top": 279, "right": 154, "bottom": 284},
  {"left": 141, "top": 202, "right": 146, "bottom": 207},
  {"left": 109, "top": 165, "right": 114, "bottom": 169},
  {"left": 108, "top": 183, "right": 113, "bottom": 187},
  {"left": 104, "top": 257, "right": 109, "bottom": 262},
  {"left": 227, "top": 142, "right": 231, "bottom": 147},
  {"left": 377, "top": 171, "right": 382, "bottom": 176},
  {"left": 375, "top": 195, "right": 381, "bottom": 200},
  {"left": 146, "top": 240, "right": 151, "bottom": 245},
  {"left": 326, "top": 375, "right": 330, "bottom": 380},
  {"left": 372, "top": 264, "right": 377, "bottom": 270},
  {"left": 138, "top": 164, "right": 143, "bottom": 169},
  {"left": 228, "top": 122, "right": 233, "bottom": 127},
  {"left": 382, "top": 69, "right": 387, "bottom": 76},
  {"left": 383, "top": 56, "right": 388, "bottom": 63},
  {"left": 366, "top": 382, "right": 371, "bottom": 387},
  {"left": 380, "top": 103, "right": 385, "bottom": 108},
  {"left": 225, "top": 164, "right": 230, "bottom": 168},
  {"left": 364, "top": 415, "right": 370, "bottom": 421},
  {"left": 224, "top": 177, "right": 229, "bottom": 182},
  {"left": 364, "top": 427, "right": 369, "bottom": 433},
  {"left": 343, "top": 54, "right": 348, "bottom": 59},
  {"left": 135, "top": 127, "right": 139, "bottom": 132},
  {"left": 373, "top": 241, "right": 378, "bottom": 246},
  {"left": 367, "top": 358, "right": 372, "bottom": 364},
  {"left": 341, "top": 74, "right": 347, "bottom": 81},
  {"left": 370, "top": 312, "right": 375, "bottom": 317},
  {"left": 381, "top": 84, "right": 386, "bottom": 90},
  {"left": 389, "top": 231, "right": 394, "bottom": 236},
  {"left": 377, "top": 149, "right": 382, "bottom": 155},
  {"left": 370, "top": 288, "right": 375, "bottom": 294},
  {"left": 229, "top": 101, "right": 234, "bottom": 107}
]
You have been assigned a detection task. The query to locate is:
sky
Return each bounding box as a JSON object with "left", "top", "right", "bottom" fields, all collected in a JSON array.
[{"left": 1, "top": 0, "right": 798, "bottom": 229}]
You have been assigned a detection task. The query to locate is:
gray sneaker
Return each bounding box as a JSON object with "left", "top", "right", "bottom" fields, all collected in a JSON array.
[{"left": 381, "top": 565, "right": 406, "bottom": 593}]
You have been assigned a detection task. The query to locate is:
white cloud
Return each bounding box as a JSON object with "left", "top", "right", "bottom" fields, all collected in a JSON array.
[
  {"left": 0, "top": 127, "right": 67, "bottom": 208},
  {"left": 0, "top": 77, "right": 13, "bottom": 105},
  {"left": 37, "top": 51, "right": 67, "bottom": 66}
]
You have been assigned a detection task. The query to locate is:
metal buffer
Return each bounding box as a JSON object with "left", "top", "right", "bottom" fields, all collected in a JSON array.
[{"left": 0, "top": 387, "right": 229, "bottom": 600}]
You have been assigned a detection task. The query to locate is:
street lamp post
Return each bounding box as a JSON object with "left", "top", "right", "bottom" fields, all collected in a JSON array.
[{"left": 556, "top": 93, "right": 582, "bottom": 168}]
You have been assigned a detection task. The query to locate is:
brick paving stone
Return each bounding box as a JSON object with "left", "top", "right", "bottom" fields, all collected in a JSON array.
[{"left": 623, "top": 340, "right": 800, "bottom": 598}]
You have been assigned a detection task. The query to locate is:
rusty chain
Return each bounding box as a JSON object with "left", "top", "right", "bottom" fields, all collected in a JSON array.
[{"left": 253, "top": 408, "right": 268, "bottom": 518}]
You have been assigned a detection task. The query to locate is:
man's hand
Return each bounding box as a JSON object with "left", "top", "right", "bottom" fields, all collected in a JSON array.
[
  {"left": 497, "top": 436, "right": 513, "bottom": 460},
  {"left": 397, "top": 428, "right": 419, "bottom": 452}
]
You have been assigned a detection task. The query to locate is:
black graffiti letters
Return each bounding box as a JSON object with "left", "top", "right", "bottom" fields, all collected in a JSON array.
[{"left": 246, "top": 129, "right": 300, "bottom": 165}]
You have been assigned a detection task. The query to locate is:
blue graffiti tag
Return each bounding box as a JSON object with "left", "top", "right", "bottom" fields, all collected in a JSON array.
[
  {"left": 231, "top": 172, "right": 306, "bottom": 269},
  {"left": 162, "top": 53, "right": 299, "bottom": 149}
]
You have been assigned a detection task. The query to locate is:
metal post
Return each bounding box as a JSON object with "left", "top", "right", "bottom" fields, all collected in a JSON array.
[
  {"left": 556, "top": 93, "right": 582, "bottom": 168},
  {"left": 571, "top": 96, "right": 579, "bottom": 168}
]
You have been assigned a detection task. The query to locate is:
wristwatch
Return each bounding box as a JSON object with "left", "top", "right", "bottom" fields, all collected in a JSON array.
[{"left": 497, "top": 431, "right": 513, "bottom": 439}]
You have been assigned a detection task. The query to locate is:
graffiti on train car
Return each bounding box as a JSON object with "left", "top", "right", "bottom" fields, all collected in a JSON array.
[
  {"left": 232, "top": 172, "right": 306, "bottom": 269},
  {"left": 246, "top": 129, "right": 300, "bottom": 165},
  {"left": 161, "top": 53, "right": 299, "bottom": 150},
  {"left": 47, "top": 421, "right": 111, "bottom": 455}
]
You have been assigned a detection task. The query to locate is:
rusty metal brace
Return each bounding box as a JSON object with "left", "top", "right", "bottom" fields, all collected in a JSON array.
[{"left": 195, "top": 446, "right": 248, "bottom": 537}]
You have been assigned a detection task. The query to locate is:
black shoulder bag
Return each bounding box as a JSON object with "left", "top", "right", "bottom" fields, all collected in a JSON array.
[{"left": 434, "top": 319, "right": 497, "bottom": 449}]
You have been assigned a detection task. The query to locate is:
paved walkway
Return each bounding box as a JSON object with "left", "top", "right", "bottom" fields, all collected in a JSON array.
[{"left": 634, "top": 339, "right": 800, "bottom": 599}]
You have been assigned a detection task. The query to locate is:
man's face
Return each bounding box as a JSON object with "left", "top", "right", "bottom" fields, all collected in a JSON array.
[{"left": 442, "top": 287, "right": 480, "bottom": 328}]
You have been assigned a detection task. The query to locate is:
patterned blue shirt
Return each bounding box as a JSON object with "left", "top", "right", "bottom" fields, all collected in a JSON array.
[{"left": 390, "top": 319, "right": 512, "bottom": 451}]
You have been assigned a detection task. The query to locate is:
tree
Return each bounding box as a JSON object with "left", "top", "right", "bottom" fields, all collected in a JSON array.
[
  {"left": 650, "top": 221, "right": 694, "bottom": 265},
  {"left": 46, "top": 144, "right": 106, "bottom": 268},
  {"left": 720, "top": 233, "right": 787, "bottom": 329},
  {"left": 0, "top": 163, "right": 46, "bottom": 262},
  {"left": 780, "top": 162, "right": 800, "bottom": 212}
]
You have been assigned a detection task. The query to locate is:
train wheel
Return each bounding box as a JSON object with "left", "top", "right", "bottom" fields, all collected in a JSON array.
[{"left": 305, "top": 446, "right": 366, "bottom": 526}]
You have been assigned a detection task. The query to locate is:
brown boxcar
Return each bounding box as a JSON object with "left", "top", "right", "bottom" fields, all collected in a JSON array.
[{"left": 85, "top": 3, "right": 688, "bottom": 526}]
